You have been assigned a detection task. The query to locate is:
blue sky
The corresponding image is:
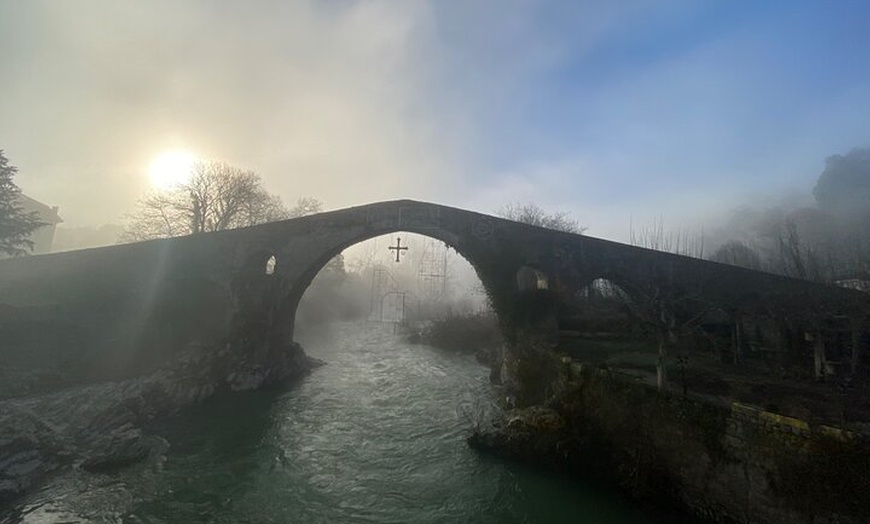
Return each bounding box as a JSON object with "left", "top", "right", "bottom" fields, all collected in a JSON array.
[
  {"left": 431, "top": 1, "right": 870, "bottom": 237},
  {"left": 1, "top": 1, "right": 869, "bottom": 242}
]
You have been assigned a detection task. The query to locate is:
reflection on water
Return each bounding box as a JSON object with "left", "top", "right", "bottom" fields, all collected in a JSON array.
[{"left": 8, "top": 321, "right": 657, "bottom": 524}]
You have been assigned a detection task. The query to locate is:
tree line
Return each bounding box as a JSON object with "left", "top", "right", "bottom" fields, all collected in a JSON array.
[{"left": 709, "top": 148, "right": 870, "bottom": 282}]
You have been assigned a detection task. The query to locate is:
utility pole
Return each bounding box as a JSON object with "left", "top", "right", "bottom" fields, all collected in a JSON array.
[{"left": 417, "top": 238, "right": 448, "bottom": 313}]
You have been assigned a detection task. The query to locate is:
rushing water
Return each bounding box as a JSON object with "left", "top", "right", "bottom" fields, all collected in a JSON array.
[{"left": 10, "top": 321, "right": 663, "bottom": 524}]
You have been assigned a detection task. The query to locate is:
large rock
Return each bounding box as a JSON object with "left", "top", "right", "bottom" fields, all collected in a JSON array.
[
  {"left": 468, "top": 406, "right": 571, "bottom": 470},
  {"left": 0, "top": 339, "right": 321, "bottom": 509},
  {"left": 0, "top": 405, "right": 74, "bottom": 505}
]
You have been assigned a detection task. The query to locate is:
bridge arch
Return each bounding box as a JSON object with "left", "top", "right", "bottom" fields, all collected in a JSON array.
[{"left": 264, "top": 225, "right": 507, "bottom": 345}]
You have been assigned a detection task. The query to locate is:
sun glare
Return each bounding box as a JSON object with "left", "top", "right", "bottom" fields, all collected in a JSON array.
[{"left": 149, "top": 150, "right": 196, "bottom": 189}]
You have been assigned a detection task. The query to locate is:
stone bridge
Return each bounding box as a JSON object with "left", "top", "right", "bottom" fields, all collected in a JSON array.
[{"left": 1, "top": 199, "right": 867, "bottom": 399}]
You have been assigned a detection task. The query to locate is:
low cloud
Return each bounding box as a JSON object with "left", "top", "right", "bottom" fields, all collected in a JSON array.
[{"left": 0, "top": 1, "right": 462, "bottom": 225}]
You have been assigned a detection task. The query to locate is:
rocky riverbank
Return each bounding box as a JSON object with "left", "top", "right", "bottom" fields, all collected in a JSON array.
[
  {"left": 469, "top": 365, "right": 870, "bottom": 524},
  {"left": 0, "top": 341, "right": 321, "bottom": 508}
]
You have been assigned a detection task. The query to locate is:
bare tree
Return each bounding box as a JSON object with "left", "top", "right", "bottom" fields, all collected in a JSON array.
[
  {"left": 621, "top": 279, "right": 711, "bottom": 390},
  {"left": 772, "top": 219, "right": 825, "bottom": 281},
  {"left": 121, "top": 161, "right": 313, "bottom": 242},
  {"left": 497, "top": 202, "right": 586, "bottom": 234},
  {"left": 709, "top": 240, "right": 763, "bottom": 271},
  {"left": 121, "top": 191, "right": 188, "bottom": 241},
  {"left": 289, "top": 196, "right": 323, "bottom": 218},
  {"left": 715, "top": 148, "right": 870, "bottom": 282},
  {"left": 630, "top": 216, "right": 705, "bottom": 258}
]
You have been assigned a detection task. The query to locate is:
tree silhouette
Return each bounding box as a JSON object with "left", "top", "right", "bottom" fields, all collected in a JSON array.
[
  {"left": 0, "top": 150, "right": 45, "bottom": 257},
  {"left": 709, "top": 240, "right": 763, "bottom": 271},
  {"left": 497, "top": 202, "right": 585, "bottom": 234},
  {"left": 122, "top": 161, "right": 319, "bottom": 241},
  {"left": 813, "top": 147, "right": 870, "bottom": 215}
]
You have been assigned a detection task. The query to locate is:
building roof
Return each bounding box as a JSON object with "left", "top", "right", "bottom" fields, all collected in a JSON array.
[{"left": 18, "top": 194, "right": 63, "bottom": 225}]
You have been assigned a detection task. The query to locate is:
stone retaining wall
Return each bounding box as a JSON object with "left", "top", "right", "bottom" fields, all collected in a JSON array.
[
  {"left": 569, "top": 366, "right": 870, "bottom": 523},
  {"left": 472, "top": 365, "right": 870, "bottom": 524}
]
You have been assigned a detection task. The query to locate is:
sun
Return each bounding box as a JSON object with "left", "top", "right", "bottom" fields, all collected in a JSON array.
[{"left": 149, "top": 150, "right": 196, "bottom": 189}]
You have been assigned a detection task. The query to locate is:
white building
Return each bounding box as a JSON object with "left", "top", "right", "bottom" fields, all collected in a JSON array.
[{"left": 17, "top": 194, "right": 63, "bottom": 254}]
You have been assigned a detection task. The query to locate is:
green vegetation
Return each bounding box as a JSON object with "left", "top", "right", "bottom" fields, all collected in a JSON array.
[{"left": 411, "top": 312, "right": 502, "bottom": 363}]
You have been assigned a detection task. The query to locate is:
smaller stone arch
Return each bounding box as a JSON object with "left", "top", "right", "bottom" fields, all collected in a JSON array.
[
  {"left": 516, "top": 266, "right": 549, "bottom": 291},
  {"left": 576, "top": 277, "right": 632, "bottom": 303},
  {"left": 265, "top": 254, "right": 277, "bottom": 275},
  {"left": 563, "top": 277, "right": 637, "bottom": 336},
  {"left": 236, "top": 248, "right": 279, "bottom": 276}
]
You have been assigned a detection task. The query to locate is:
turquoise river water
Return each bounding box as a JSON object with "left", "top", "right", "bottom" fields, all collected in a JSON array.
[{"left": 9, "top": 321, "right": 671, "bottom": 523}]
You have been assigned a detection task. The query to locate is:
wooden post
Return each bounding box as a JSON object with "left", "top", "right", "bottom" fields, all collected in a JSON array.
[
  {"left": 776, "top": 320, "right": 785, "bottom": 372},
  {"left": 813, "top": 329, "right": 825, "bottom": 380},
  {"left": 657, "top": 330, "right": 667, "bottom": 390},
  {"left": 732, "top": 313, "right": 743, "bottom": 365}
]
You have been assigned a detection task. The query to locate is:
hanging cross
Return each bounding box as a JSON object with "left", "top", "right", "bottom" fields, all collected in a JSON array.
[{"left": 388, "top": 237, "right": 408, "bottom": 263}]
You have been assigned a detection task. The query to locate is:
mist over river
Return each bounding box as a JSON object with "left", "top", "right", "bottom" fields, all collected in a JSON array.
[{"left": 8, "top": 321, "right": 662, "bottom": 524}]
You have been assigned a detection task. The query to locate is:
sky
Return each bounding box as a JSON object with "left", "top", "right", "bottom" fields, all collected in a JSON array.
[{"left": 1, "top": 0, "right": 869, "bottom": 242}]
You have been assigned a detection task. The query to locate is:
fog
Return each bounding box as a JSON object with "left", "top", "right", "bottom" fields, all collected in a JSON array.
[
  {"left": 3, "top": 6, "right": 870, "bottom": 519},
  {"left": 296, "top": 232, "right": 487, "bottom": 328},
  {"left": 2, "top": 2, "right": 869, "bottom": 246},
  {"left": 1, "top": 1, "right": 461, "bottom": 228}
]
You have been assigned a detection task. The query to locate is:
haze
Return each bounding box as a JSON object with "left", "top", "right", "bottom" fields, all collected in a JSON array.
[{"left": 1, "top": 1, "right": 869, "bottom": 242}]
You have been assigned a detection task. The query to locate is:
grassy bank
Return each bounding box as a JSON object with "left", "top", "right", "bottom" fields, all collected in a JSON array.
[{"left": 409, "top": 312, "right": 502, "bottom": 364}]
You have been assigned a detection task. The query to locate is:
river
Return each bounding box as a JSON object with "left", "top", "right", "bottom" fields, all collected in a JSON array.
[{"left": 9, "top": 321, "right": 662, "bottom": 524}]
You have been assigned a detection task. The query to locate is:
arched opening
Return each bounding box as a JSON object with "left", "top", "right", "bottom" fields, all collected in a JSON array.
[
  {"left": 557, "top": 277, "right": 652, "bottom": 369},
  {"left": 516, "top": 266, "right": 549, "bottom": 291},
  {"left": 265, "top": 255, "right": 277, "bottom": 275},
  {"left": 564, "top": 278, "right": 633, "bottom": 327},
  {"left": 576, "top": 277, "right": 631, "bottom": 304},
  {"left": 291, "top": 231, "right": 500, "bottom": 370}
]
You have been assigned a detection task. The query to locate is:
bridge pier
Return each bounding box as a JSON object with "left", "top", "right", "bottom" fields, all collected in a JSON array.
[{"left": 492, "top": 288, "right": 563, "bottom": 406}]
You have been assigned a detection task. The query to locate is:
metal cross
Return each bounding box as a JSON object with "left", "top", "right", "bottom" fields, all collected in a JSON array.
[{"left": 388, "top": 237, "right": 408, "bottom": 263}]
